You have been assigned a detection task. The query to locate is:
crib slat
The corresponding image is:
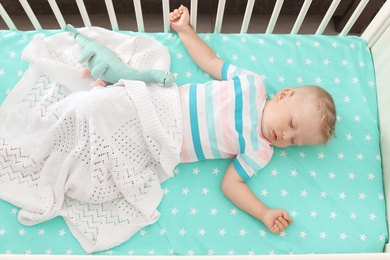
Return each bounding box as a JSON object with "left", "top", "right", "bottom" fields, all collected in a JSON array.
[
  {"left": 266, "top": 0, "right": 284, "bottom": 34},
  {"left": 0, "top": 3, "right": 17, "bottom": 30},
  {"left": 75, "top": 0, "right": 91, "bottom": 27},
  {"left": 291, "top": 0, "right": 312, "bottom": 34},
  {"left": 105, "top": 0, "right": 119, "bottom": 30},
  {"left": 361, "top": 0, "right": 390, "bottom": 47},
  {"left": 339, "top": 0, "right": 369, "bottom": 36},
  {"left": 240, "top": 0, "right": 255, "bottom": 33},
  {"left": 19, "top": 0, "right": 42, "bottom": 30},
  {"left": 133, "top": 0, "right": 144, "bottom": 32},
  {"left": 47, "top": 0, "right": 66, "bottom": 29},
  {"left": 316, "top": 0, "right": 341, "bottom": 35},
  {"left": 190, "top": 0, "right": 198, "bottom": 32},
  {"left": 214, "top": 0, "right": 226, "bottom": 33},
  {"left": 162, "top": 0, "right": 170, "bottom": 33}
]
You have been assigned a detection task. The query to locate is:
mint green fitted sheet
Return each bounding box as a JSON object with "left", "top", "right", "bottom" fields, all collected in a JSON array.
[{"left": 0, "top": 30, "right": 386, "bottom": 255}]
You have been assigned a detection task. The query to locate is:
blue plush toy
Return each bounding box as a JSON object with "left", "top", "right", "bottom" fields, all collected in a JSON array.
[{"left": 66, "top": 24, "right": 175, "bottom": 87}]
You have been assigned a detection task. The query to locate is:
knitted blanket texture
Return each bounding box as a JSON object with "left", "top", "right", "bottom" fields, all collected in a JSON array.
[{"left": 0, "top": 28, "right": 182, "bottom": 253}]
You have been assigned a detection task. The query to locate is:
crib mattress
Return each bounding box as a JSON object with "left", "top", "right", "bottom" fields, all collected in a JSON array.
[{"left": 0, "top": 30, "right": 387, "bottom": 256}]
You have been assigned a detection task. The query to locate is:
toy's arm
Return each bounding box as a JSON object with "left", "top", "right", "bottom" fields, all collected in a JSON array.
[
  {"left": 90, "top": 62, "right": 109, "bottom": 79},
  {"left": 78, "top": 50, "right": 96, "bottom": 63}
]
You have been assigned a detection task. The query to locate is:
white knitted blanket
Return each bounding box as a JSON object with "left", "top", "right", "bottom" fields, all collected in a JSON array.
[{"left": 0, "top": 28, "right": 182, "bottom": 253}]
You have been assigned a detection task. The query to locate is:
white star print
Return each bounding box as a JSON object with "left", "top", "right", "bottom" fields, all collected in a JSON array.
[
  {"left": 300, "top": 231, "right": 307, "bottom": 238},
  {"left": 369, "top": 213, "right": 376, "bottom": 221},
  {"left": 239, "top": 229, "right": 247, "bottom": 236},
  {"left": 199, "top": 228, "right": 206, "bottom": 236},
  {"left": 291, "top": 170, "right": 298, "bottom": 177},
  {"left": 334, "top": 77, "right": 340, "bottom": 84},
  {"left": 219, "top": 229, "right": 226, "bottom": 236},
  {"left": 139, "top": 229, "right": 147, "bottom": 236},
  {"left": 0, "top": 228, "right": 6, "bottom": 236},
  {"left": 58, "top": 229, "right": 66, "bottom": 237},
  {"left": 212, "top": 168, "right": 219, "bottom": 175},
  {"left": 19, "top": 229, "right": 26, "bottom": 236},
  {"left": 281, "top": 189, "right": 288, "bottom": 197},
  {"left": 182, "top": 187, "right": 190, "bottom": 195},
  {"left": 190, "top": 208, "right": 198, "bottom": 215},
  {"left": 176, "top": 52, "right": 183, "bottom": 59},
  {"left": 340, "top": 233, "right": 347, "bottom": 240},
  {"left": 230, "top": 208, "right": 238, "bottom": 215},
  {"left": 320, "top": 232, "right": 327, "bottom": 239},
  {"left": 310, "top": 211, "right": 318, "bottom": 218},
  {"left": 261, "top": 189, "right": 269, "bottom": 196},
  {"left": 179, "top": 228, "right": 186, "bottom": 236},
  {"left": 202, "top": 187, "right": 210, "bottom": 195},
  {"left": 0, "top": 69, "right": 4, "bottom": 76},
  {"left": 210, "top": 208, "right": 218, "bottom": 215},
  {"left": 268, "top": 56, "right": 275, "bottom": 63}
]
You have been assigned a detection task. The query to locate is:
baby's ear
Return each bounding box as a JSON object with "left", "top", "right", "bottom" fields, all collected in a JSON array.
[{"left": 275, "top": 88, "right": 293, "bottom": 101}]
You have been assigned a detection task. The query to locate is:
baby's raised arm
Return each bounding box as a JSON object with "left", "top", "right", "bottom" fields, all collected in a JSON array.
[{"left": 170, "top": 5, "right": 224, "bottom": 80}]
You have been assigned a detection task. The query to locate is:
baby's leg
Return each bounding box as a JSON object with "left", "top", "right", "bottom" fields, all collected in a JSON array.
[
  {"left": 91, "top": 79, "right": 108, "bottom": 87},
  {"left": 80, "top": 67, "right": 91, "bottom": 78}
]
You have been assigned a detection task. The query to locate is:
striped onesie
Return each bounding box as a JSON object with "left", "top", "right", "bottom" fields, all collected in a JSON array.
[{"left": 179, "top": 63, "right": 274, "bottom": 181}]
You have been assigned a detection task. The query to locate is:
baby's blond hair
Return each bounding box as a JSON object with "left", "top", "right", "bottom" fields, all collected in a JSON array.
[{"left": 296, "top": 85, "right": 336, "bottom": 144}]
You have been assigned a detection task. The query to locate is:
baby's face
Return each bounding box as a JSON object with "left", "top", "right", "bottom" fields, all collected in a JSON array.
[{"left": 261, "top": 90, "right": 323, "bottom": 148}]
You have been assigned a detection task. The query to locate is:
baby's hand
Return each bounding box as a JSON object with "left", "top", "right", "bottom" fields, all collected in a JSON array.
[
  {"left": 262, "top": 208, "right": 292, "bottom": 234},
  {"left": 170, "top": 5, "right": 191, "bottom": 32}
]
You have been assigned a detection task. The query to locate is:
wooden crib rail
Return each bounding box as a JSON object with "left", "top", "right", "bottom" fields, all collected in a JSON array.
[{"left": 0, "top": 0, "right": 383, "bottom": 35}]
